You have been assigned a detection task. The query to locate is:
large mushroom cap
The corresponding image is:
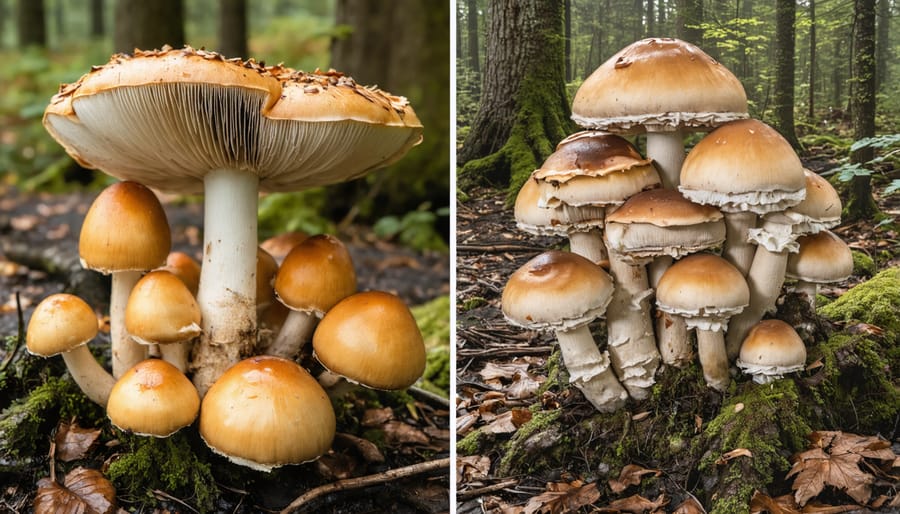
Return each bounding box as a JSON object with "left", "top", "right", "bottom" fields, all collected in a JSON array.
[
  {"left": 655, "top": 253, "right": 749, "bottom": 331},
  {"left": 736, "top": 319, "right": 807, "bottom": 383},
  {"left": 199, "top": 355, "right": 336, "bottom": 471},
  {"left": 571, "top": 38, "right": 748, "bottom": 132},
  {"left": 43, "top": 46, "right": 423, "bottom": 193},
  {"left": 679, "top": 119, "right": 806, "bottom": 214},
  {"left": 79, "top": 181, "right": 171, "bottom": 274},
  {"left": 786, "top": 230, "right": 853, "bottom": 284},
  {"left": 514, "top": 177, "right": 584, "bottom": 236},
  {"left": 107, "top": 359, "right": 200, "bottom": 437},
  {"left": 312, "top": 291, "right": 426, "bottom": 391},
  {"left": 26, "top": 294, "right": 98, "bottom": 356},
  {"left": 502, "top": 250, "right": 614, "bottom": 331}
]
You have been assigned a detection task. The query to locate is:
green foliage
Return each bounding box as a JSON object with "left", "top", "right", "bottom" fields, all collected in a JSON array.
[
  {"left": 831, "top": 134, "right": 900, "bottom": 196},
  {"left": 820, "top": 267, "right": 900, "bottom": 342},
  {"left": 851, "top": 250, "right": 876, "bottom": 277},
  {"left": 256, "top": 191, "right": 335, "bottom": 240},
  {"left": 412, "top": 295, "right": 451, "bottom": 396},
  {"left": 107, "top": 433, "right": 218, "bottom": 513},
  {"left": 374, "top": 204, "right": 450, "bottom": 252}
]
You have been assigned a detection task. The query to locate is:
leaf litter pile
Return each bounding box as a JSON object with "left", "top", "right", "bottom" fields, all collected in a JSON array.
[
  {"left": 456, "top": 186, "right": 900, "bottom": 513},
  {"left": 0, "top": 186, "right": 451, "bottom": 513}
]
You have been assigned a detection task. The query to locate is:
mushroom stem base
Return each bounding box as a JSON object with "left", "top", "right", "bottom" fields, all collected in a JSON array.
[
  {"left": 696, "top": 329, "right": 730, "bottom": 391},
  {"left": 555, "top": 325, "right": 628, "bottom": 412},
  {"left": 264, "top": 310, "right": 318, "bottom": 359}
]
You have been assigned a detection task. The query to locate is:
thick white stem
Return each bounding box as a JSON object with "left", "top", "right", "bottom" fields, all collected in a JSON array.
[
  {"left": 723, "top": 212, "right": 758, "bottom": 277},
  {"left": 192, "top": 169, "right": 259, "bottom": 395},
  {"left": 724, "top": 246, "right": 789, "bottom": 360},
  {"left": 263, "top": 310, "right": 318, "bottom": 359},
  {"left": 696, "top": 329, "right": 730, "bottom": 391},
  {"left": 555, "top": 325, "right": 629, "bottom": 412},
  {"left": 159, "top": 341, "right": 191, "bottom": 373},
  {"left": 62, "top": 346, "right": 116, "bottom": 407},
  {"left": 568, "top": 229, "right": 608, "bottom": 266},
  {"left": 604, "top": 243, "right": 660, "bottom": 399},
  {"left": 110, "top": 270, "right": 146, "bottom": 378},
  {"left": 656, "top": 312, "right": 691, "bottom": 367},
  {"left": 794, "top": 281, "right": 818, "bottom": 312},
  {"left": 646, "top": 129, "right": 685, "bottom": 190}
]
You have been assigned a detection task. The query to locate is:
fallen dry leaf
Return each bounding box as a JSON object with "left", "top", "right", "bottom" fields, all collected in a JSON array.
[
  {"left": 671, "top": 496, "right": 705, "bottom": 514},
  {"left": 457, "top": 455, "right": 491, "bottom": 484},
  {"left": 360, "top": 407, "right": 394, "bottom": 427},
  {"left": 522, "top": 480, "right": 600, "bottom": 514},
  {"left": 34, "top": 467, "right": 116, "bottom": 514},
  {"left": 382, "top": 420, "right": 430, "bottom": 445},
  {"left": 479, "top": 361, "right": 531, "bottom": 382},
  {"left": 596, "top": 493, "right": 668, "bottom": 513},
  {"left": 750, "top": 490, "right": 801, "bottom": 514},
  {"left": 54, "top": 420, "right": 101, "bottom": 462},
  {"left": 608, "top": 464, "right": 661, "bottom": 493},
  {"left": 715, "top": 448, "right": 753, "bottom": 465},
  {"left": 333, "top": 432, "right": 385, "bottom": 463}
]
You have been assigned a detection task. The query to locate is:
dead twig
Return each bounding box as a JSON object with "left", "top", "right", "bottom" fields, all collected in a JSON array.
[
  {"left": 456, "top": 479, "right": 520, "bottom": 500},
  {"left": 279, "top": 457, "right": 451, "bottom": 513}
]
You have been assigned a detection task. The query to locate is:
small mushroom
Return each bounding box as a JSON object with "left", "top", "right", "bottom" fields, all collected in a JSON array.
[
  {"left": 502, "top": 251, "right": 628, "bottom": 412},
  {"left": 159, "top": 251, "right": 201, "bottom": 297},
  {"left": 786, "top": 230, "right": 853, "bottom": 311},
  {"left": 79, "top": 181, "right": 171, "bottom": 378},
  {"left": 26, "top": 294, "right": 115, "bottom": 406},
  {"left": 312, "top": 291, "right": 426, "bottom": 391},
  {"left": 199, "top": 355, "right": 335, "bottom": 471},
  {"left": 736, "top": 319, "right": 807, "bottom": 384},
  {"left": 106, "top": 358, "right": 200, "bottom": 437},
  {"left": 263, "top": 235, "right": 356, "bottom": 359}
]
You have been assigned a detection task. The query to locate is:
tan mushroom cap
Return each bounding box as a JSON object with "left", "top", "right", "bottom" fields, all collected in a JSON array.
[
  {"left": 783, "top": 170, "right": 842, "bottom": 235},
  {"left": 200, "top": 355, "right": 336, "bottom": 471},
  {"left": 786, "top": 230, "right": 853, "bottom": 284},
  {"left": 106, "top": 359, "right": 200, "bottom": 437},
  {"left": 256, "top": 247, "right": 279, "bottom": 309},
  {"left": 259, "top": 231, "right": 309, "bottom": 261},
  {"left": 274, "top": 234, "right": 357, "bottom": 318},
  {"left": 502, "top": 251, "right": 614, "bottom": 331},
  {"left": 125, "top": 270, "right": 201, "bottom": 345},
  {"left": 736, "top": 319, "right": 807, "bottom": 381},
  {"left": 79, "top": 181, "right": 171, "bottom": 274},
  {"left": 604, "top": 189, "right": 726, "bottom": 261},
  {"left": 312, "top": 291, "right": 426, "bottom": 390},
  {"left": 655, "top": 253, "right": 750, "bottom": 331},
  {"left": 679, "top": 119, "right": 806, "bottom": 214},
  {"left": 572, "top": 38, "right": 748, "bottom": 132},
  {"left": 160, "top": 251, "right": 201, "bottom": 297},
  {"left": 514, "top": 177, "right": 602, "bottom": 236},
  {"left": 43, "top": 45, "right": 423, "bottom": 194},
  {"left": 26, "top": 294, "right": 99, "bottom": 356}
]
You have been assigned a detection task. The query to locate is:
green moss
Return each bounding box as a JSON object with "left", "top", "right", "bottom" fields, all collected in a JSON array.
[
  {"left": 851, "top": 250, "right": 876, "bottom": 277},
  {"left": 496, "top": 409, "right": 565, "bottom": 476},
  {"left": 456, "top": 428, "right": 486, "bottom": 456},
  {"left": 412, "top": 296, "right": 451, "bottom": 397},
  {"left": 698, "top": 380, "right": 811, "bottom": 514},
  {"left": 107, "top": 432, "right": 218, "bottom": 513},
  {"left": 459, "top": 297, "right": 487, "bottom": 311},
  {"left": 820, "top": 267, "right": 900, "bottom": 341}
]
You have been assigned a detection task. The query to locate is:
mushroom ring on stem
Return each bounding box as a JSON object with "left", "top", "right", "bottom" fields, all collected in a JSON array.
[
  {"left": 502, "top": 251, "right": 628, "bottom": 412},
  {"left": 26, "top": 294, "right": 115, "bottom": 407},
  {"left": 655, "top": 254, "right": 749, "bottom": 391},
  {"left": 43, "top": 46, "right": 423, "bottom": 394}
]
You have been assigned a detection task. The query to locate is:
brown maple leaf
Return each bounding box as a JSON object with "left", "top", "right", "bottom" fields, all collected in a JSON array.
[
  {"left": 54, "top": 420, "right": 101, "bottom": 462},
  {"left": 522, "top": 481, "right": 601, "bottom": 514},
  {"left": 34, "top": 467, "right": 116, "bottom": 514},
  {"left": 596, "top": 493, "right": 669, "bottom": 513}
]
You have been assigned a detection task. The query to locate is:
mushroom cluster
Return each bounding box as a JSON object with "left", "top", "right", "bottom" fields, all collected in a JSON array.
[
  {"left": 505, "top": 37, "right": 851, "bottom": 408},
  {"left": 29, "top": 46, "right": 428, "bottom": 471}
]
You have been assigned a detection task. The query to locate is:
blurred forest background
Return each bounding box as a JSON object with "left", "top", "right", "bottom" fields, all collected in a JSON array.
[
  {"left": 1, "top": 0, "right": 450, "bottom": 251},
  {"left": 456, "top": 0, "right": 899, "bottom": 221}
]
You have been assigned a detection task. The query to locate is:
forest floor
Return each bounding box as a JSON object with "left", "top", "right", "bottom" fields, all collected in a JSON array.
[
  {"left": 455, "top": 177, "right": 900, "bottom": 513},
  {"left": 0, "top": 186, "right": 451, "bottom": 513}
]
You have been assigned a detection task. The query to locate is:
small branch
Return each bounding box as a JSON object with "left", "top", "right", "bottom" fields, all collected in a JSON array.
[
  {"left": 279, "top": 457, "right": 451, "bottom": 513},
  {"left": 457, "top": 479, "right": 519, "bottom": 500}
]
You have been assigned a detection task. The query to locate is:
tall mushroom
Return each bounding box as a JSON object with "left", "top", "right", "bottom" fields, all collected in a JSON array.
[
  {"left": 502, "top": 251, "right": 628, "bottom": 412},
  {"left": 43, "top": 46, "right": 423, "bottom": 394},
  {"left": 79, "top": 181, "right": 171, "bottom": 378},
  {"left": 571, "top": 38, "right": 748, "bottom": 189}
]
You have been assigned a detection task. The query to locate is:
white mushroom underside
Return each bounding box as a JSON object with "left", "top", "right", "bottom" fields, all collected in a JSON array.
[
  {"left": 604, "top": 221, "right": 726, "bottom": 262},
  {"left": 748, "top": 221, "right": 800, "bottom": 253},
  {"left": 735, "top": 361, "right": 805, "bottom": 384},
  {"left": 679, "top": 187, "right": 806, "bottom": 215},
  {"left": 571, "top": 111, "right": 749, "bottom": 132}
]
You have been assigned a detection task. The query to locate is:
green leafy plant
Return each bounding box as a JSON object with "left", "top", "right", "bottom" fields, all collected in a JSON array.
[
  {"left": 832, "top": 134, "right": 900, "bottom": 195},
  {"left": 374, "top": 203, "right": 449, "bottom": 252}
]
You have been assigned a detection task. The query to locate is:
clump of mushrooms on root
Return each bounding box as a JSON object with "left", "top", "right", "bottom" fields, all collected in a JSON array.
[{"left": 34, "top": 45, "right": 427, "bottom": 470}]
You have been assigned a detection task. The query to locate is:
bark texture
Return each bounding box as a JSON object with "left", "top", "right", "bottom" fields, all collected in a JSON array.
[
  {"left": 846, "top": 0, "right": 878, "bottom": 220},
  {"left": 773, "top": 0, "right": 800, "bottom": 148},
  {"left": 217, "top": 0, "right": 248, "bottom": 58},
  {"left": 113, "top": 0, "right": 184, "bottom": 53}
]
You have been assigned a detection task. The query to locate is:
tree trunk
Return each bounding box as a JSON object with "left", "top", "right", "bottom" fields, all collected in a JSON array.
[
  {"left": 565, "top": 0, "right": 572, "bottom": 82},
  {"left": 0, "top": 0, "right": 6, "bottom": 49},
  {"left": 773, "top": 0, "right": 800, "bottom": 148},
  {"left": 808, "top": 0, "right": 816, "bottom": 120},
  {"left": 675, "top": 0, "right": 702, "bottom": 46},
  {"left": 875, "top": 0, "right": 890, "bottom": 90},
  {"left": 646, "top": 0, "right": 655, "bottom": 36},
  {"left": 114, "top": 0, "right": 184, "bottom": 53},
  {"left": 458, "top": 0, "right": 573, "bottom": 197},
  {"left": 329, "top": 0, "right": 450, "bottom": 221},
  {"left": 90, "top": 0, "right": 104, "bottom": 38},
  {"left": 54, "top": 0, "right": 63, "bottom": 40},
  {"left": 17, "top": 0, "right": 46, "bottom": 48},
  {"left": 217, "top": 0, "right": 247, "bottom": 58},
  {"left": 846, "top": 0, "right": 878, "bottom": 220},
  {"left": 467, "top": 0, "right": 479, "bottom": 73}
]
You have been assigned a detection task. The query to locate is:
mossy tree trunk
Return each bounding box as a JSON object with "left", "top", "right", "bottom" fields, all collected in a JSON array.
[
  {"left": 773, "top": 0, "right": 800, "bottom": 149},
  {"left": 458, "top": 0, "right": 574, "bottom": 200},
  {"left": 846, "top": 0, "right": 878, "bottom": 221}
]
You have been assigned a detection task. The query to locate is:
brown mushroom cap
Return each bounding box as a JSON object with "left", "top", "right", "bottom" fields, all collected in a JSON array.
[
  {"left": 786, "top": 230, "right": 853, "bottom": 284},
  {"left": 679, "top": 119, "right": 806, "bottom": 214},
  {"left": 43, "top": 46, "right": 423, "bottom": 194},
  {"left": 199, "top": 355, "right": 335, "bottom": 471},
  {"left": 312, "top": 291, "right": 426, "bottom": 390},
  {"left": 655, "top": 253, "right": 750, "bottom": 330},
  {"left": 259, "top": 231, "right": 309, "bottom": 262},
  {"left": 502, "top": 251, "right": 614, "bottom": 331},
  {"left": 273, "top": 234, "right": 357, "bottom": 317},
  {"left": 783, "top": 169, "right": 842, "bottom": 235},
  {"left": 604, "top": 189, "right": 726, "bottom": 261},
  {"left": 160, "top": 251, "right": 201, "bottom": 297},
  {"left": 514, "top": 177, "right": 601, "bottom": 236},
  {"left": 125, "top": 270, "right": 201, "bottom": 345},
  {"left": 79, "top": 181, "right": 171, "bottom": 274},
  {"left": 106, "top": 359, "right": 200, "bottom": 437},
  {"left": 736, "top": 319, "right": 807, "bottom": 381},
  {"left": 572, "top": 38, "right": 748, "bottom": 132},
  {"left": 26, "top": 293, "right": 98, "bottom": 356}
]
